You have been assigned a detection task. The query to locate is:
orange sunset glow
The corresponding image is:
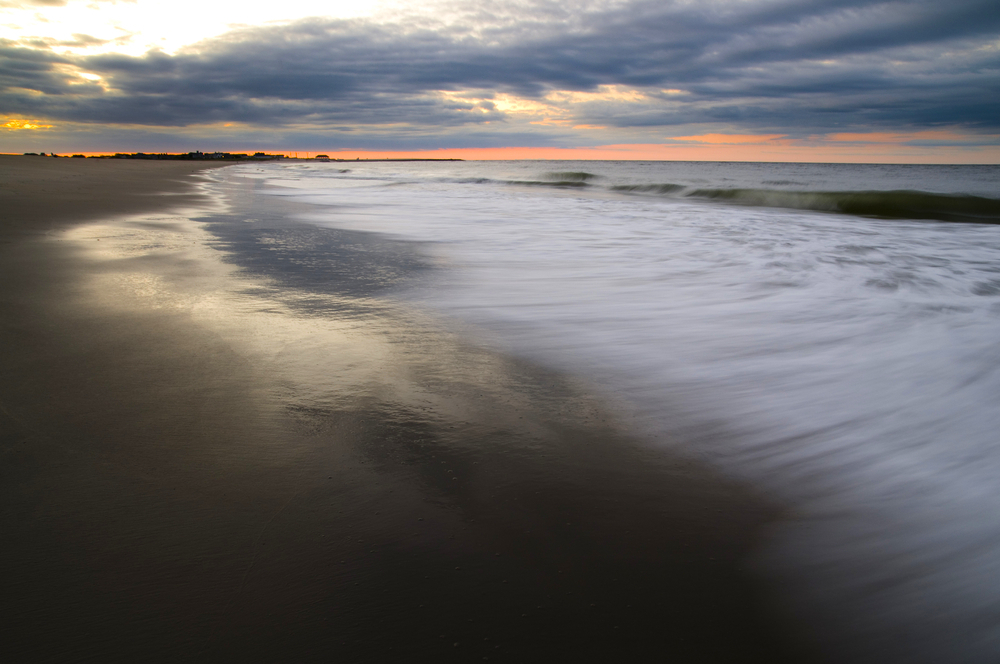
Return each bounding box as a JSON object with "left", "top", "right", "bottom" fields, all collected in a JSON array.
[{"left": 2, "top": 0, "right": 996, "bottom": 160}]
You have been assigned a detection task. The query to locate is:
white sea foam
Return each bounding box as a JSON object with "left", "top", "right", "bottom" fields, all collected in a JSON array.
[{"left": 231, "top": 160, "right": 1000, "bottom": 663}]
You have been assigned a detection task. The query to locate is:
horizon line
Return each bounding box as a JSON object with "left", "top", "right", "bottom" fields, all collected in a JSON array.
[{"left": 6, "top": 141, "right": 1000, "bottom": 166}]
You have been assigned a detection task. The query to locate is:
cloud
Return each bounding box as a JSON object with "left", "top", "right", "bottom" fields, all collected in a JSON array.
[
  {"left": 16, "top": 33, "right": 112, "bottom": 49},
  {"left": 2, "top": 0, "right": 998, "bottom": 147},
  {"left": 0, "top": 0, "right": 70, "bottom": 6},
  {"left": 0, "top": 0, "right": 130, "bottom": 6}
]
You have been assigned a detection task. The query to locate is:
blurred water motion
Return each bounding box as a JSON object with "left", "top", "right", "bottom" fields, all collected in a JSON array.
[{"left": 224, "top": 160, "right": 1000, "bottom": 663}]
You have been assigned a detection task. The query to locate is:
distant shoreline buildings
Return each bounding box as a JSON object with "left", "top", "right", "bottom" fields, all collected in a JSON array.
[
  {"left": 21, "top": 151, "right": 463, "bottom": 162},
  {"left": 21, "top": 151, "right": 283, "bottom": 160},
  {"left": 116, "top": 151, "right": 283, "bottom": 160}
]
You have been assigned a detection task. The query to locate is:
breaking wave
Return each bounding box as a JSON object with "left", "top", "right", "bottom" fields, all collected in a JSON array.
[
  {"left": 504, "top": 179, "right": 592, "bottom": 188},
  {"left": 543, "top": 171, "right": 599, "bottom": 181},
  {"left": 611, "top": 183, "right": 685, "bottom": 195},
  {"left": 609, "top": 183, "right": 1000, "bottom": 224},
  {"left": 686, "top": 188, "right": 1000, "bottom": 223}
]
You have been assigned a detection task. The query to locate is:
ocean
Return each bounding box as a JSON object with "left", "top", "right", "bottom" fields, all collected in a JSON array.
[{"left": 210, "top": 160, "right": 1000, "bottom": 662}]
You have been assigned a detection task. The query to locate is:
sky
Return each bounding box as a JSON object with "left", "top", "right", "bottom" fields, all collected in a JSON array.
[{"left": 2, "top": 0, "right": 999, "bottom": 161}]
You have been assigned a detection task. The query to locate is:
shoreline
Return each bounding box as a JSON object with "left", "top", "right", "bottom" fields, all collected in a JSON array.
[
  {"left": 0, "top": 156, "right": 804, "bottom": 661},
  {"left": 0, "top": 154, "right": 228, "bottom": 238}
]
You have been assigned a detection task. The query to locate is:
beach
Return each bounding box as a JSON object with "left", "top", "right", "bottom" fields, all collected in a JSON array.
[{"left": 0, "top": 156, "right": 799, "bottom": 662}]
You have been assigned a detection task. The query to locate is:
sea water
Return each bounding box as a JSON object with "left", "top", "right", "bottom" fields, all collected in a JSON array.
[{"left": 222, "top": 160, "right": 1000, "bottom": 662}]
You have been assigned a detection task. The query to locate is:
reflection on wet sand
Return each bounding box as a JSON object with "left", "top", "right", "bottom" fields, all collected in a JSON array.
[{"left": 1, "top": 167, "right": 800, "bottom": 662}]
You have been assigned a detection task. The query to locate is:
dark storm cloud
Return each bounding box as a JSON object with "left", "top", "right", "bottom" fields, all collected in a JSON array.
[
  {"left": 3, "top": 0, "right": 998, "bottom": 139},
  {"left": 0, "top": 39, "right": 82, "bottom": 95}
]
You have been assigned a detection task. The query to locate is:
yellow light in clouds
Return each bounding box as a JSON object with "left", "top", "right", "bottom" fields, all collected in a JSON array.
[
  {"left": 545, "top": 85, "right": 648, "bottom": 104},
  {"left": 3, "top": 118, "right": 53, "bottom": 130},
  {"left": 2, "top": 0, "right": 406, "bottom": 56},
  {"left": 436, "top": 90, "right": 569, "bottom": 123},
  {"left": 436, "top": 86, "right": 655, "bottom": 128}
]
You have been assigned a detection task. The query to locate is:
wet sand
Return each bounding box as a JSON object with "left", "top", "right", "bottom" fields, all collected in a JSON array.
[{"left": 0, "top": 155, "right": 804, "bottom": 662}]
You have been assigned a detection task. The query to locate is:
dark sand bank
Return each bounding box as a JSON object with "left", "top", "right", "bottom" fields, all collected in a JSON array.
[
  {"left": 0, "top": 154, "right": 226, "bottom": 238},
  {"left": 1, "top": 156, "right": 804, "bottom": 662}
]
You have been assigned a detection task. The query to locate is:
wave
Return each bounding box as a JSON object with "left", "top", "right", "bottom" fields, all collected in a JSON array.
[
  {"left": 687, "top": 188, "right": 1000, "bottom": 223},
  {"left": 500, "top": 171, "right": 600, "bottom": 188},
  {"left": 505, "top": 179, "right": 591, "bottom": 188},
  {"left": 439, "top": 176, "right": 591, "bottom": 188},
  {"left": 611, "top": 183, "right": 685, "bottom": 195},
  {"left": 544, "top": 171, "right": 598, "bottom": 181},
  {"left": 607, "top": 182, "right": 1000, "bottom": 224},
  {"left": 321, "top": 167, "right": 1000, "bottom": 224}
]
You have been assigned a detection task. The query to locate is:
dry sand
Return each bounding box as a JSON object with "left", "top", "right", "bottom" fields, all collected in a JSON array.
[{"left": 0, "top": 155, "right": 805, "bottom": 662}]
